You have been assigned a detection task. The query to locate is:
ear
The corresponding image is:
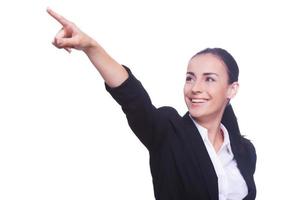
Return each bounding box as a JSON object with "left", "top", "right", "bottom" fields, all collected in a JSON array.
[{"left": 226, "top": 82, "right": 239, "bottom": 100}]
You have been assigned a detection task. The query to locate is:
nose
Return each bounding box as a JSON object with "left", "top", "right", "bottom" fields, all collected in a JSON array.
[{"left": 191, "top": 81, "right": 204, "bottom": 94}]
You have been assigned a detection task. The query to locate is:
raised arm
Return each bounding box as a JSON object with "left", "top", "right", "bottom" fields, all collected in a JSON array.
[
  {"left": 47, "top": 8, "right": 128, "bottom": 87},
  {"left": 47, "top": 8, "right": 171, "bottom": 150}
]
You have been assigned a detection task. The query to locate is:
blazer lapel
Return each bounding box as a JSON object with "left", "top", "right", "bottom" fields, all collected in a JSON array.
[
  {"left": 179, "top": 111, "right": 255, "bottom": 200},
  {"left": 182, "top": 113, "right": 219, "bottom": 200}
]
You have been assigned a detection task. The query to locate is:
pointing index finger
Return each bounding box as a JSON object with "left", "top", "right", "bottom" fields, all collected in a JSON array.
[{"left": 47, "top": 7, "right": 70, "bottom": 26}]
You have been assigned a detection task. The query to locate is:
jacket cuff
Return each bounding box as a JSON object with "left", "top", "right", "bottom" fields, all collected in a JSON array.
[{"left": 105, "top": 65, "right": 142, "bottom": 106}]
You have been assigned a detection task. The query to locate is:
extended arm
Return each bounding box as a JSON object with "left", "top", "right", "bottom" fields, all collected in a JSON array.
[
  {"left": 47, "top": 8, "right": 168, "bottom": 150},
  {"left": 47, "top": 8, "right": 128, "bottom": 87}
]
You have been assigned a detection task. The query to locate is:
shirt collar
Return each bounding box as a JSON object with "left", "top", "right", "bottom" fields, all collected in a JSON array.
[
  {"left": 220, "top": 123, "right": 233, "bottom": 155},
  {"left": 189, "top": 115, "right": 233, "bottom": 155}
]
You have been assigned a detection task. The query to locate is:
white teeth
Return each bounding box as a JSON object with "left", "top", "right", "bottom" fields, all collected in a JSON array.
[{"left": 191, "top": 99, "right": 207, "bottom": 103}]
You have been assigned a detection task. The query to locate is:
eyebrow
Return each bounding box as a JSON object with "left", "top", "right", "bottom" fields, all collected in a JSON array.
[
  {"left": 203, "top": 72, "right": 219, "bottom": 76},
  {"left": 186, "top": 72, "right": 219, "bottom": 77},
  {"left": 186, "top": 72, "right": 196, "bottom": 76}
]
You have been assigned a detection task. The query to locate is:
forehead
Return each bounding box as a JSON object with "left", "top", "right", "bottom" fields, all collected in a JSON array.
[{"left": 187, "top": 53, "right": 227, "bottom": 74}]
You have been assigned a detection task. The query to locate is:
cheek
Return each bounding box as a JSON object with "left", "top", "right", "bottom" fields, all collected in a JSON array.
[
  {"left": 209, "top": 85, "right": 229, "bottom": 101},
  {"left": 183, "top": 84, "right": 190, "bottom": 95},
  {"left": 213, "top": 93, "right": 228, "bottom": 104}
]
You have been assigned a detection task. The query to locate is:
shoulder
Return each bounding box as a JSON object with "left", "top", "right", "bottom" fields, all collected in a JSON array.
[
  {"left": 153, "top": 106, "right": 181, "bottom": 122},
  {"left": 242, "top": 138, "right": 256, "bottom": 154},
  {"left": 157, "top": 106, "right": 179, "bottom": 115},
  {"left": 241, "top": 137, "right": 257, "bottom": 173},
  {"left": 156, "top": 106, "right": 183, "bottom": 121},
  {"left": 149, "top": 106, "right": 183, "bottom": 130}
]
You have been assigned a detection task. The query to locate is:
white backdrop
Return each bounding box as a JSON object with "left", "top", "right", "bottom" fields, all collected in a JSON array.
[{"left": 0, "top": 0, "right": 299, "bottom": 199}]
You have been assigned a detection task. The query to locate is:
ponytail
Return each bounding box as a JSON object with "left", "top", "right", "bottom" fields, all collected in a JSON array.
[{"left": 221, "top": 104, "right": 243, "bottom": 138}]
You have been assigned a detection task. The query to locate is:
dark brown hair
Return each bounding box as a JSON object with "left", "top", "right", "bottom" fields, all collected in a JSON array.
[{"left": 192, "top": 48, "right": 239, "bottom": 83}]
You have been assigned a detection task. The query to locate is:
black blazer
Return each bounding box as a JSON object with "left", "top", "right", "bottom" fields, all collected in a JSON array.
[{"left": 106, "top": 66, "right": 256, "bottom": 200}]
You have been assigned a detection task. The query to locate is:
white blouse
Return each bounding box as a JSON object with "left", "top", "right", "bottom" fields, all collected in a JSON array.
[{"left": 191, "top": 118, "right": 248, "bottom": 200}]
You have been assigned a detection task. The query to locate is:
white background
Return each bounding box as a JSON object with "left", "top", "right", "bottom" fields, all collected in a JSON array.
[{"left": 0, "top": 0, "right": 299, "bottom": 199}]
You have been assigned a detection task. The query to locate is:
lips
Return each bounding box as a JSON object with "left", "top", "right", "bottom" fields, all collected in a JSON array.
[{"left": 191, "top": 98, "right": 208, "bottom": 103}]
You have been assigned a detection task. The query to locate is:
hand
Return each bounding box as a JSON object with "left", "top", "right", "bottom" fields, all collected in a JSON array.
[
  {"left": 47, "top": 7, "right": 128, "bottom": 87},
  {"left": 47, "top": 8, "right": 95, "bottom": 53}
]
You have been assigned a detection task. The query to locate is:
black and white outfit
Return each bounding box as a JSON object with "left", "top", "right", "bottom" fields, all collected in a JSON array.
[{"left": 105, "top": 66, "right": 256, "bottom": 200}]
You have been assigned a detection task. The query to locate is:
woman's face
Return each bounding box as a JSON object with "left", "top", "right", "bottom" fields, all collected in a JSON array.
[{"left": 184, "top": 53, "right": 239, "bottom": 123}]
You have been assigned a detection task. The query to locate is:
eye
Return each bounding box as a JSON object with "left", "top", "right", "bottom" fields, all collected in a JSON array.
[
  {"left": 206, "top": 77, "right": 215, "bottom": 82},
  {"left": 186, "top": 76, "right": 193, "bottom": 82}
]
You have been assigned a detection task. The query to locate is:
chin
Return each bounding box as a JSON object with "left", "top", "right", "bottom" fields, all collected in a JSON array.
[
  {"left": 189, "top": 106, "right": 225, "bottom": 124},
  {"left": 188, "top": 110, "right": 206, "bottom": 119}
]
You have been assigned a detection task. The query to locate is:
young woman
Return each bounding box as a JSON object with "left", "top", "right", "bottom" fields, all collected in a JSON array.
[{"left": 47, "top": 8, "right": 256, "bottom": 200}]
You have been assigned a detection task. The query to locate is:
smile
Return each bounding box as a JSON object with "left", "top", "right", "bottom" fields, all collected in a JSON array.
[{"left": 191, "top": 98, "right": 208, "bottom": 103}]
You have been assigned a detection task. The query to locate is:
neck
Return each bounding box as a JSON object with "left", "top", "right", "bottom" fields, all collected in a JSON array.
[{"left": 194, "top": 113, "right": 224, "bottom": 152}]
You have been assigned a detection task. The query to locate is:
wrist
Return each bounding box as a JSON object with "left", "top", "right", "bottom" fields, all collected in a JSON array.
[{"left": 82, "top": 37, "right": 100, "bottom": 54}]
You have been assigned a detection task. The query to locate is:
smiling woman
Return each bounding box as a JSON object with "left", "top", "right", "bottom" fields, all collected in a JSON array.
[
  {"left": 47, "top": 7, "right": 256, "bottom": 200},
  {"left": 184, "top": 49, "right": 253, "bottom": 200},
  {"left": 184, "top": 51, "right": 239, "bottom": 129}
]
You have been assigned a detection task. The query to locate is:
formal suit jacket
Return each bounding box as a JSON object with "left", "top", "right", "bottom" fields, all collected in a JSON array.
[{"left": 106, "top": 66, "right": 257, "bottom": 200}]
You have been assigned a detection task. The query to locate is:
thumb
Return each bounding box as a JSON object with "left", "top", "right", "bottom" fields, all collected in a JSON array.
[{"left": 54, "top": 37, "right": 77, "bottom": 49}]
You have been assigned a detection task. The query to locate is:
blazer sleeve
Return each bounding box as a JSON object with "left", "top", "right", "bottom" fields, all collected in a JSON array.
[{"left": 105, "top": 65, "right": 167, "bottom": 150}]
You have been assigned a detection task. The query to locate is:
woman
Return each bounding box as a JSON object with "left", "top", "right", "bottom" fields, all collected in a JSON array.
[{"left": 47, "top": 8, "right": 256, "bottom": 200}]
